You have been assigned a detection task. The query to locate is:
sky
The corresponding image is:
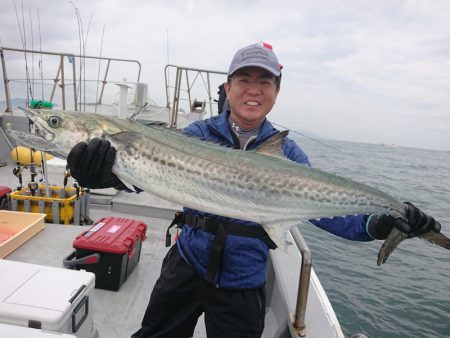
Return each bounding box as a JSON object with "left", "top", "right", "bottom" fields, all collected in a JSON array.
[{"left": 0, "top": 0, "right": 449, "bottom": 151}]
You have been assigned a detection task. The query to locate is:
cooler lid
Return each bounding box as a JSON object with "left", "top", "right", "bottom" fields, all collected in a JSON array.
[
  {"left": 0, "top": 259, "right": 95, "bottom": 330},
  {"left": 73, "top": 217, "right": 147, "bottom": 254}
]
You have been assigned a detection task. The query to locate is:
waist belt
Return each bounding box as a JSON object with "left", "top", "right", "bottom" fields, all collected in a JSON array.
[{"left": 166, "top": 212, "right": 277, "bottom": 285}]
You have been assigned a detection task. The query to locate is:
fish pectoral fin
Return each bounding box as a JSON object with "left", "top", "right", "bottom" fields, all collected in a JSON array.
[
  {"left": 254, "top": 130, "right": 289, "bottom": 160},
  {"left": 103, "top": 130, "right": 145, "bottom": 144}
]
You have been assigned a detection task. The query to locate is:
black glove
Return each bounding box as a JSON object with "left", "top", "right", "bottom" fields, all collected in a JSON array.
[
  {"left": 366, "top": 202, "right": 441, "bottom": 240},
  {"left": 67, "top": 138, "right": 127, "bottom": 190}
]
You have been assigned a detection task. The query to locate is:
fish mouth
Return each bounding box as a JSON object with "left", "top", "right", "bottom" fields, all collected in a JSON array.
[{"left": 6, "top": 107, "right": 57, "bottom": 152}]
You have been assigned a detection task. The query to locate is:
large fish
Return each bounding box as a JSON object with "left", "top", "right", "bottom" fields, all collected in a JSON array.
[{"left": 8, "top": 108, "right": 450, "bottom": 265}]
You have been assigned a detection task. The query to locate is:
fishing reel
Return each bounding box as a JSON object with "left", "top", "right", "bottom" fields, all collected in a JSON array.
[
  {"left": 12, "top": 165, "right": 24, "bottom": 190},
  {"left": 28, "top": 181, "right": 39, "bottom": 196},
  {"left": 12, "top": 166, "right": 24, "bottom": 178}
]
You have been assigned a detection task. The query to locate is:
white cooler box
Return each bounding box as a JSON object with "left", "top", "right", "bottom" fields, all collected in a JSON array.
[
  {"left": 0, "top": 322, "right": 76, "bottom": 337},
  {"left": 0, "top": 259, "right": 98, "bottom": 338}
]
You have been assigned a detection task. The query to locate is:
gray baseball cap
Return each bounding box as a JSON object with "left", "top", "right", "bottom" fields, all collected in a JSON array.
[{"left": 228, "top": 42, "right": 283, "bottom": 76}]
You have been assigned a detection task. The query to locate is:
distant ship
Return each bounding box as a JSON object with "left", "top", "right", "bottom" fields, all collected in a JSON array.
[{"left": 381, "top": 143, "right": 398, "bottom": 148}]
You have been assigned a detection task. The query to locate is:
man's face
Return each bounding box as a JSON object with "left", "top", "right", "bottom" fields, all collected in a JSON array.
[{"left": 224, "top": 67, "right": 279, "bottom": 130}]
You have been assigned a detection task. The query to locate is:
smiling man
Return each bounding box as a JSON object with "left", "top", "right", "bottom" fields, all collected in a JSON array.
[
  {"left": 131, "top": 42, "right": 314, "bottom": 338},
  {"left": 131, "top": 42, "right": 317, "bottom": 338}
]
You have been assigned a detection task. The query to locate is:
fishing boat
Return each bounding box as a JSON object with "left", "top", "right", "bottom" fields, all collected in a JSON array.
[{"left": 0, "top": 46, "right": 366, "bottom": 337}]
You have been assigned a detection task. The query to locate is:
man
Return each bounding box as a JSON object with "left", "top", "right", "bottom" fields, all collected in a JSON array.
[{"left": 67, "top": 42, "right": 440, "bottom": 338}]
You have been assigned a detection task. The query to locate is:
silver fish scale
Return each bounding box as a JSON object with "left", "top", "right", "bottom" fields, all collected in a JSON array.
[{"left": 108, "top": 124, "right": 405, "bottom": 225}]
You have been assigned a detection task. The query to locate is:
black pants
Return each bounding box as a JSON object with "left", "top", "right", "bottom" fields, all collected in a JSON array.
[{"left": 131, "top": 245, "right": 266, "bottom": 338}]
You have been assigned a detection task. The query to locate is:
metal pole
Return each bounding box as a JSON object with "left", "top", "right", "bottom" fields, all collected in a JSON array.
[
  {"left": 60, "top": 55, "right": 66, "bottom": 110},
  {"left": 164, "top": 65, "right": 171, "bottom": 108},
  {"left": 49, "top": 63, "right": 61, "bottom": 102},
  {"left": 71, "top": 55, "right": 77, "bottom": 111},
  {"left": 98, "top": 59, "right": 110, "bottom": 104},
  {"left": 206, "top": 71, "right": 213, "bottom": 117},
  {"left": 170, "top": 68, "right": 182, "bottom": 127},
  {"left": 0, "top": 48, "right": 12, "bottom": 112},
  {"left": 290, "top": 227, "right": 312, "bottom": 336},
  {"left": 185, "top": 69, "right": 192, "bottom": 110}
]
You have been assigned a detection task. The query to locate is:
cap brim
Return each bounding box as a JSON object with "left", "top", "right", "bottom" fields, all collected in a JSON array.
[{"left": 229, "top": 63, "right": 281, "bottom": 77}]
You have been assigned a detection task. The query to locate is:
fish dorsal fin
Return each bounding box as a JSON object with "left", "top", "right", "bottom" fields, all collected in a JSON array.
[{"left": 255, "top": 130, "right": 289, "bottom": 160}]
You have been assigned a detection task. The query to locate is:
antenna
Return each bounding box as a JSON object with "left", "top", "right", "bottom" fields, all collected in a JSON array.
[
  {"left": 166, "top": 29, "right": 170, "bottom": 65},
  {"left": 166, "top": 29, "right": 170, "bottom": 86}
]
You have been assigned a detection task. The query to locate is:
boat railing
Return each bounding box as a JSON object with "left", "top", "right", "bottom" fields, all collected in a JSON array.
[
  {"left": 290, "top": 227, "right": 312, "bottom": 337},
  {"left": 164, "top": 64, "right": 227, "bottom": 127},
  {"left": 0, "top": 46, "right": 141, "bottom": 112}
]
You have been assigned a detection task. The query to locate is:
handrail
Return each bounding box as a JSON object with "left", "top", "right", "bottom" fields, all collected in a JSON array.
[
  {"left": 290, "top": 227, "right": 312, "bottom": 337},
  {"left": 0, "top": 46, "right": 141, "bottom": 112},
  {"left": 0, "top": 47, "right": 142, "bottom": 78},
  {"left": 164, "top": 64, "right": 227, "bottom": 127}
]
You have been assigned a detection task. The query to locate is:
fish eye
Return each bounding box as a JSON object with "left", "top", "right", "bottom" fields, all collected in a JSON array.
[{"left": 48, "top": 116, "right": 61, "bottom": 127}]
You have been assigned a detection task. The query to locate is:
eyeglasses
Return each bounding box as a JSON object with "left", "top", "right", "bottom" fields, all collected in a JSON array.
[{"left": 231, "top": 76, "right": 277, "bottom": 90}]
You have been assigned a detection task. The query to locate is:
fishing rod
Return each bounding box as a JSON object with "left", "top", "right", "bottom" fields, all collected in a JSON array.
[
  {"left": 37, "top": 8, "right": 44, "bottom": 100},
  {"left": 128, "top": 102, "right": 149, "bottom": 122},
  {"left": 13, "top": 0, "right": 33, "bottom": 101},
  {"left": 94, "top": 25, "right": 105, "bottom": 114},
  {"left": 271, "top": 121, "right": 346, "bottom": 155},
  {"left": 70, "top": 3, "right": 93, "bottom": 112},
  {"left": 34, "top": 9, "right": 50, "bottom": 196},
  {"left": 69, "top": 1, "right": 83, "bottom": 110},
  {"left": 11, "top": 1, "right": 29, "bottom": 192},
  {"left": 27, "top": 118, "right": 39, "bottom": 196},
  {"left": 28, "top": 6, "right": 35, "bottom": 99},
  {"left": 83, "top": 15, "right": 93, "bottom": 111}
]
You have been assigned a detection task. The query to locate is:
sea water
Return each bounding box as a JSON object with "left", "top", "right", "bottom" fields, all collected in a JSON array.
[{"left": 294, "top": 137, "right": 450, "bottom": 338}]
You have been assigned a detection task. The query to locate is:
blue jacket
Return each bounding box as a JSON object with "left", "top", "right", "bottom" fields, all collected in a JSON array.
[{"left": 177, "top": 111, "right": 371, "bottom": 289}]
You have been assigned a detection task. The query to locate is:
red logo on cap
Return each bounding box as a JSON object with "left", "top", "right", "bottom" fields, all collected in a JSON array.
[{"left": 261, "top": 41, "right": 273, "bottom": 50}]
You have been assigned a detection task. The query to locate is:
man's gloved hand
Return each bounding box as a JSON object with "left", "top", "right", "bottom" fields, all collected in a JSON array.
[
  {"left": 366, "top": 202, "right": 441, "bottom": 240},
  {"left": 67, "top": 138, "right": 127, "bottom": 190}
]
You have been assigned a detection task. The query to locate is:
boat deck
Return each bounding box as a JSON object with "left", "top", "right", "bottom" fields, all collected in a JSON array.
[
  {"left": 0, "top": 162, "right": 204, "bottom": 337},
  {"left": 5, "top": 213, "right": 210, "bottom": 338}
]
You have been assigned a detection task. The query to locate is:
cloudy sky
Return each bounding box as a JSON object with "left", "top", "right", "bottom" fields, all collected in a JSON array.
[{"left": 1, "top": 0, "right": 449, "bottom": 150}]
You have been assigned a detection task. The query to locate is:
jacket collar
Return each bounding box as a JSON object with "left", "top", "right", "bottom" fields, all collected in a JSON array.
[{"left": 206, "top": 111, "right": 279, "bottom": 149}]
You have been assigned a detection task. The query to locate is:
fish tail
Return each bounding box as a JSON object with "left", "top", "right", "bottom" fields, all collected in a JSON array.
[{"left": 421, "top": 231, "right": 450, "bottom": 250}]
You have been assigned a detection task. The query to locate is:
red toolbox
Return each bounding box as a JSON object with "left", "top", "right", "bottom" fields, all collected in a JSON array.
[{"left": 64, "top": 217, "right": 147, "bottom": 291}]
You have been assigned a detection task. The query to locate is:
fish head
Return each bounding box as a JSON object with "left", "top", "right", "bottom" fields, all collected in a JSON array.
[{"left": 7, "top": 108, "right": 114, "bottom": 159}]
